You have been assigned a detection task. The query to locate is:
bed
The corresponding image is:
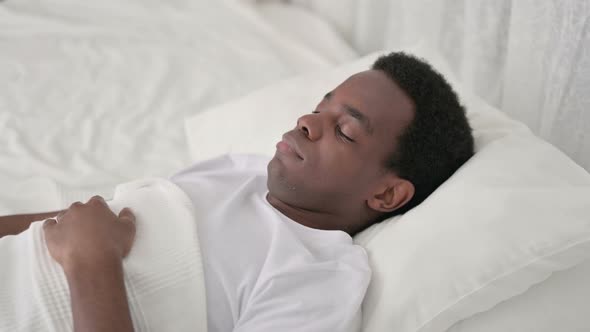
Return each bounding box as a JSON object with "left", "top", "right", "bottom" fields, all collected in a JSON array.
[
  {"left": 0, "top": 0, "right": 356, "bottom": 215},
  {"left": 1, "top": 1, "right": 590, "bottom": 331}
]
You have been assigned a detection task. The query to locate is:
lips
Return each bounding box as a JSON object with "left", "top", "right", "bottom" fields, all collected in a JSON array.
[{"left": 278, "top": 133, "right": 304, "bottom": 160}]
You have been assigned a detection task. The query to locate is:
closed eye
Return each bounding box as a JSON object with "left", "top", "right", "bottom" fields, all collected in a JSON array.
[
  {"left": 336, "top": 125, "right": 354, "bottom": 142},
  {"left": 312, "top": 110, "right": 355, "bottom": 142}
]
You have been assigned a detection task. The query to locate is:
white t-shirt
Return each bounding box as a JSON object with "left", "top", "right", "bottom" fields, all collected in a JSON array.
[{"left": 170, "top": 154, "right": 371, "bottom": 332}]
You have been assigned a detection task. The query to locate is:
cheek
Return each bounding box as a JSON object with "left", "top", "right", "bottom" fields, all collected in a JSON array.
[{"left": 308, "top": 145, "right": 368, "bottom": 187}]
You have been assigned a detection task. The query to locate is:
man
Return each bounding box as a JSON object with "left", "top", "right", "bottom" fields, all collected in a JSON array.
[{"left": 0, "top": 52, "right": 474, "bottom": 331}]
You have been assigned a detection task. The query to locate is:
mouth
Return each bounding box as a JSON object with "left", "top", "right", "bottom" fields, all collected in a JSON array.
[{"left": 276, "top": 133, "right": 304, "bottom": 160}]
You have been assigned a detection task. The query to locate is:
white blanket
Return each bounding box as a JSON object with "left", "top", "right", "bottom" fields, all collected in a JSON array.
[{"left": 0, "top": 178, "right": 207, "bottom": 332}]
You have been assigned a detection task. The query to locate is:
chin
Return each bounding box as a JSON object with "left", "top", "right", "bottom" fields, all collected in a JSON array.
[
  {"left": 266, "top": 156, "right": 281, "bottom": 184},
  {"left": 267, "top": 158, "right": 286, "bottom": 191},
  {"left": 267, "top": 159, "right": 300, "bottom": 197},
  {"left": 268, "top": 155, "right": 293, "bottom": 183}
]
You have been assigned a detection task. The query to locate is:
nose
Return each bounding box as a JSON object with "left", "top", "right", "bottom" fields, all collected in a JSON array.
[{"left": 297, "top": 114, "right": 321, "bottom": 141}]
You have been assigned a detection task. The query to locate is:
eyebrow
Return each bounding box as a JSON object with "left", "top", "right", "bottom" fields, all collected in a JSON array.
[{"left": 324, "top": 92, "right": 374, "bottom": 135}]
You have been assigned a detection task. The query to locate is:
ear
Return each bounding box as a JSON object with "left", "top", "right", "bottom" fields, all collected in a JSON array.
[{"left": 367, "top": 176, "right": 415, "bottom": 213}]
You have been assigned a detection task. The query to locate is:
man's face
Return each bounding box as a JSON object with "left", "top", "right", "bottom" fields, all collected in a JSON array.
[{"left": 267, "top": 70, "right": 414, "bottom": 217}]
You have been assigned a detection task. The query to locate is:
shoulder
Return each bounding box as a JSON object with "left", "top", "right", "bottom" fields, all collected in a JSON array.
[{"left": 170, "top": 154, "right": 269, "bottom": 182}]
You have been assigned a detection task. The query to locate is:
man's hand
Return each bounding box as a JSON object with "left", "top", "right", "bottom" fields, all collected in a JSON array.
[
  {"left": 43, "top": 195, "right": 136, "bottom": 271},
  {"left": 43, "top": 195, "right": 137, "bottom": 332}
]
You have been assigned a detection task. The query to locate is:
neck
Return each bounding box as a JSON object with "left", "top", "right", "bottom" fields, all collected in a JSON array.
[
  {"left": 266, "top": 193, "right": 368, "bottom": 236},
  {"left": 266, "top": 193, "right": 356, "bottom": 235}
]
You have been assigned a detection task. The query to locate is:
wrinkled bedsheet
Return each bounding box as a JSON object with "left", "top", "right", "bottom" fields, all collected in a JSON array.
[{"left": 0, "top": 0, "right": 337, "bottom": 215}]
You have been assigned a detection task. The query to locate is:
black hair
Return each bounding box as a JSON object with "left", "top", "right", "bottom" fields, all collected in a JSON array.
[{"left": 372, "top": 52, "right": 474, "bottom": 220}]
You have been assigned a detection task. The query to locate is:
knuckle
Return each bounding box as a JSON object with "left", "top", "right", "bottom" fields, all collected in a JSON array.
[
  {"left": 89, "top": 195, "right": 107, "bottom": 207},
  {"left": 69, "top": 201, "right": 83, "bottom": 209},
  {"left": 121, "top": 208, "right": 135, "bottom": 218}
]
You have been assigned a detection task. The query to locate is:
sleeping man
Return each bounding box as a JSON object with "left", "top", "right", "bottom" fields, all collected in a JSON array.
[{"left": 0, "top": 53, "right": 474, "bottom": 332}]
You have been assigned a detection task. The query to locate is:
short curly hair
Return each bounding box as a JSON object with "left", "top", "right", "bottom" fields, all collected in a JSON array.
[{"left": 372, "top": 52, "right": 474, "bottom": 220}]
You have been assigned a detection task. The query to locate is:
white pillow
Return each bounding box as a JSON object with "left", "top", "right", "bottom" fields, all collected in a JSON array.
[
  {"left": 184, "top": 48, "right": 590, "bottom": 332},
  {"left": 446, "top": 259, "right": 590, "bottom": 332}
]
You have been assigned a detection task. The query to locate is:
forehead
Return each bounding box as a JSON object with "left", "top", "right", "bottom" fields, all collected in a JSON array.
[{"left": 330, "top": 70, "right": 414, "bottom": 138}]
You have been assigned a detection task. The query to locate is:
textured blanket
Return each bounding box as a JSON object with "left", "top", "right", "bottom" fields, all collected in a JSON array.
[{"left": 0, "top": 178, "right": 207, "bottom": 332}]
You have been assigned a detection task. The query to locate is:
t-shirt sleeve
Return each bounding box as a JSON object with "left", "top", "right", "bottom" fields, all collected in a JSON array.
[{"left": 232, "top": 265, "right": 371, "bottom": 332}]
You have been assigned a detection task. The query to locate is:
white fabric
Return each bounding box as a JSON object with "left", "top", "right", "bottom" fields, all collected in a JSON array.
[
  {"left": 446, "top": 259, "right": 590, "bottom": 332},
  {"left": 356, "top": 130, "right": 590, "bottom": 332},
  {"left": 183, "top": 48, "right": 590, "bottom": 332},
  {"left": 291, "top": 0, "right": 590, "bottom": 172},
  {"left": 0, "top": 0, "right": 354, "bottom": 215},
  {"left": 170, "top": 154, "right": 371, "bottom": 332},
  {"left": 0, "top": 178, "right": 207, "bottom": 332},
  {"left": 254, "top": 2, "right": 358, "bottom": 64}
]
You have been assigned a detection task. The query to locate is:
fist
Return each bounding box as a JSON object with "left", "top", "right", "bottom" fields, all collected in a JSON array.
[{"left": 43, "top": 196, "right": 136, "bottom": 270}]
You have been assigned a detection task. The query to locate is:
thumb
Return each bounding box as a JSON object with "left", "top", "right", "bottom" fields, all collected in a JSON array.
[
  {"left": 118, "top": 207, "right": 136, "bottom": 224},
  {"left": 118, "top": 208, "right": 136, "bottom": 257}
]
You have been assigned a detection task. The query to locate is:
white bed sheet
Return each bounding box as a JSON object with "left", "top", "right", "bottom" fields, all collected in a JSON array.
[
  {"left": 0, "top": 0, "right": 355, "bottom": 215},
  {"left": 254, "top": 2, "right": 358, "bottom": 64}
]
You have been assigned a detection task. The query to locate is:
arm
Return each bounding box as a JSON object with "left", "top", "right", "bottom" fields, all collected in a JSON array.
[
  {"left": 64, "top": 255, "right": 134, "bottom": 332},
  {"left": 0, "top": 210, "right": 64, "bottom": 239},
  {"left": 44, "top": 196, "right": 136, "bottom": 332}
]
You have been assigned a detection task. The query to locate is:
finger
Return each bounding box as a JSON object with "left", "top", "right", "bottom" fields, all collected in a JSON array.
[
  {"left": 56, "top": 210, "right": 66, "bottom": 222},
  {"left": 69, "top": 201, "right": 83, "bottom": 210},
  {"left": 118, "top": 208, "right": 137, "bottom": 242},
  {"left": 43, "top": 218, "right": 57, "bottom": 230},
  {"left": 87, "top": 195, "right": 108, "bottom": 208},
  {"left": 118, "top": 207, "right": 136, "bottom": 223},
  {"left": 120, "top": 215, "right": 136, "bottom": 236}
]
